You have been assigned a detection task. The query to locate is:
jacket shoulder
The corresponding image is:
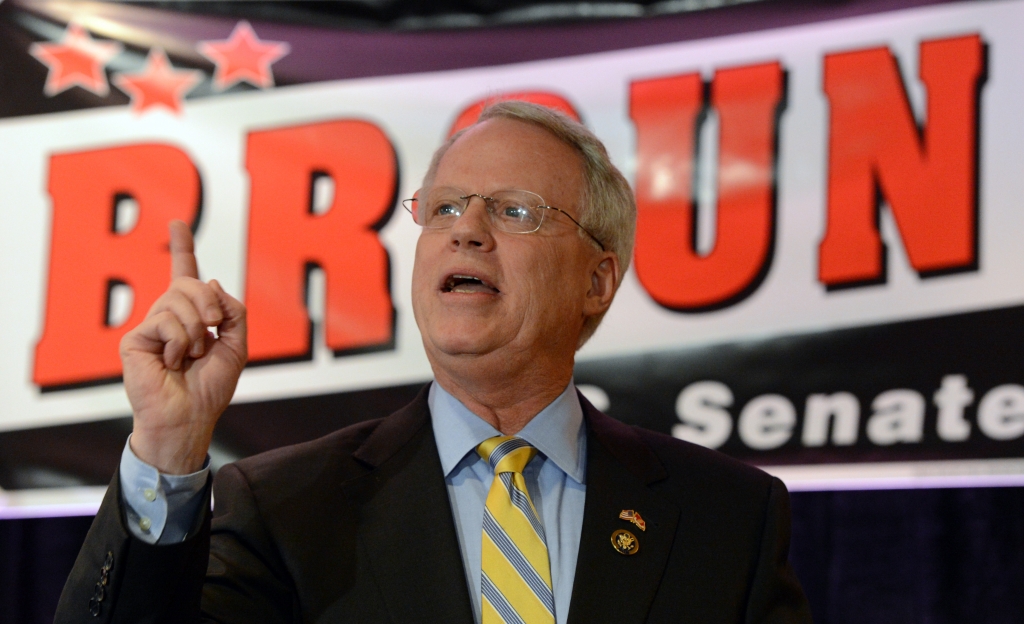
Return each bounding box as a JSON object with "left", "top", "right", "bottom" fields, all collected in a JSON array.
[
  {"left": 582, "top": 398, "right": 778, "bottom": 517},
  {"left": 216, "top": 417, "right": 383, "bottom": 509},
  {"left": 221, "top": 384, "right": 433, "bottom": 498},
  {"left": 637, "top": 426, "right": 775, "bottom": 493}
]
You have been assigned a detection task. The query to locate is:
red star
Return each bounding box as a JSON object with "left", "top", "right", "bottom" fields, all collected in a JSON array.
[
  {"left": 113, "top": 49, "right": 202, "bottom": 115},
  {"left": 197, "top": 21, "right": 290, "bottom": 91},
  {"left": 29, "top": 23, "right": 122, "bottom": 97}
]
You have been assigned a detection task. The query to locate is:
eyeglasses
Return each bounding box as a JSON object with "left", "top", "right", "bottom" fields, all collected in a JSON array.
[{"left": 402, "top": 186, "right": 606, "bottom": 251}]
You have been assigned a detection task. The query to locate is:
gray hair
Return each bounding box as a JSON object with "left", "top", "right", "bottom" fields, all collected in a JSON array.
[{"left": 421, "top": 100, "right": 637, "bottom": 347}]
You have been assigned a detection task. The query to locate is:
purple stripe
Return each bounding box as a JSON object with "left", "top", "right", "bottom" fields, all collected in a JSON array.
[{"left": 15, "top": 0, "right": 968, "bottom": 84}]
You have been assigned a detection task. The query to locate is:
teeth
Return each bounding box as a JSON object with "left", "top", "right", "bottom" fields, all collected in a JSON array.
[
  {"left": 444, "top": 274, "right": 495, "bottom": 293},
  {"left": 447, "top": 275, "right": 481, "bottom": 288}
]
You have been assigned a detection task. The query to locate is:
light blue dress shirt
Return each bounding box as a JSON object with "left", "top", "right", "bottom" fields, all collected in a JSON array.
[
  {"left": 119, "top": 381, "right": 588, "bottom": 624},
  {"left": 429, "top": 381, "right": 587, "bottom": 624},
  {"left": 119, "top": 439, "right": 209, "bottom": 544}
]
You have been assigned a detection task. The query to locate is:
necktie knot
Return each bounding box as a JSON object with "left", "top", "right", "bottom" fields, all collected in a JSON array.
[{"left": 477, "top": 436, "right": 537, "bottom": 475}]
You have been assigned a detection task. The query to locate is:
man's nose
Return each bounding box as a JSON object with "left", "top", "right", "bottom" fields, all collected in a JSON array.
[{"left": 448, "top": 197, "right": 495, "bottom": 251}]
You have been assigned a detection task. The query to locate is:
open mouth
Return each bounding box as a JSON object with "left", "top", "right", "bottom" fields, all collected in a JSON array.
[{"left": 443, "top": 274, "right": 500, "bottom": 294}]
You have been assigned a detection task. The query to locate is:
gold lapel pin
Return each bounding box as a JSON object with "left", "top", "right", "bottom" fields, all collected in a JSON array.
[
  {"left": 619, "top": 509, "right": 646, "bottom": 531},
  {"left": 611, "top": 529, "right": 639, "bottom": 555}
]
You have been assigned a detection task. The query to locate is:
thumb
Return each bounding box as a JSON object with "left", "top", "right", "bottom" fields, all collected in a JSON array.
[{"left": 209, "top": 279, "right": 247, "bottom": 365}]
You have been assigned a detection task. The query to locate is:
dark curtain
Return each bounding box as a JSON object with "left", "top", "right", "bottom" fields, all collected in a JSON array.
[
  {"left": 789, "top": 487, "right": 1024, "bottom": 624},
  {"left": 3, "top": 487, "right": 1023, "bottom": 623},
  {"left": 0, "top": 515, "right": 93, "bottom": 624}
]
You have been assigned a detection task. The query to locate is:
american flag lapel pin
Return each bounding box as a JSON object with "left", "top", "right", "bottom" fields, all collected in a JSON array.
[{"left": 619, "top": 509, "right": 646, "bottom": 531}]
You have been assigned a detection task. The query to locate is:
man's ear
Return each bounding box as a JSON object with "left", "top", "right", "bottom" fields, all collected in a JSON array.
[{"left": 584, "top": 253, "right": 619, "bottom": 316}]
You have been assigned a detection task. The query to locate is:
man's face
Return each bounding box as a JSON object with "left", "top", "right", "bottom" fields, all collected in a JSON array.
[{"left": 411, "top": 118, "right": 605, "bottom": 370}]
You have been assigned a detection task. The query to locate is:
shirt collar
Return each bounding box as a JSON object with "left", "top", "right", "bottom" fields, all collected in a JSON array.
[{"left": 429, "top": 380, "right": 586, "bottom": 484}]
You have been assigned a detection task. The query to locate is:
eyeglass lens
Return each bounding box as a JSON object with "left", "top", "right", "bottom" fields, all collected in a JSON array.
[{"left": 410, "top": 187, "right": 546, "bottom": 234}]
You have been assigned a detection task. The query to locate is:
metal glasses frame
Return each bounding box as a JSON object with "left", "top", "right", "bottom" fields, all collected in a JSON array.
[{"left": 402, "top": 189, "right": 606, "bottom": 252}]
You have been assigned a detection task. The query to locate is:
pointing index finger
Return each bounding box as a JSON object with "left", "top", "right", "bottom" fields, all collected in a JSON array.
[{"left": 169, "top": 220, "right": 199, "bottom": 280}]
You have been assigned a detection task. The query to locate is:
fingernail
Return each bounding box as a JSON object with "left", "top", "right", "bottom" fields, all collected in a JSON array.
[
  {"left": 191, "top": 340, "right": 204, "bottom": 358},
  {"left": 206, "top": 306, "right": 222, "bottom": 323}
]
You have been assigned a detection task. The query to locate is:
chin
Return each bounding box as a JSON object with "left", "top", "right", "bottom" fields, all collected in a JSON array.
[
  {"left": 424, "top": 324, "right": 503, "bottom": 358},
  {"left": 429, "top": 336, "right": 491, "bottom": 358}
]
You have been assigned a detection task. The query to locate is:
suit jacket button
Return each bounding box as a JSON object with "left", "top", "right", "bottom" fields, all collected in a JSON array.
[
  {"left": 89, "top": 597, "right": 101, "bottom": 616},
  {"left": 102, "top": 551, "right": 114, "bottom": 571}
]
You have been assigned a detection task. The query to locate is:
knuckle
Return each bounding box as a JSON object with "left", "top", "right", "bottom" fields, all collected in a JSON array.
[
  {"left": 167, "top": 330, "right": 187, "bottom": 348},
  {"left": 119, "top": 331, "right": 134, "bottom": 355},
  {"left": 152, "top": 289, "right": 184, "bottom": 312},
  {"left": 182, "top": 279, "right": 219, "bottom": 307},
  {"left": 185, "top": 320, "right": 206, "bottom": 340},
  {"left": 170, "top": 278, "right": 205, "bottom": 300},
  {"left": 157, "top": 313, "right": 186, "bottom": 339},
  {"left": 147, "top": 310, "right": 168, "bottom": 326},
  {"left": 153, "top": 310, "right": 176, "bottom": 325}
]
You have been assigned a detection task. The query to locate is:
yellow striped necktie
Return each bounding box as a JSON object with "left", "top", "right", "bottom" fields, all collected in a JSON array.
[{"left": 477, "top": 436, "right": 555, "bottom": 624}]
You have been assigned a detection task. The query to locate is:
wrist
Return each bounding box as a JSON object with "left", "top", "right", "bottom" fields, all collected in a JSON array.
[{"left": 129, "top": 426, "right": 212, "bottom": 475}]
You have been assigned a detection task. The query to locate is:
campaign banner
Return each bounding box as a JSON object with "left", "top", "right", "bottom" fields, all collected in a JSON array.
[{"left": 2, "top": 0, "right": 1023, "bottom": 516}]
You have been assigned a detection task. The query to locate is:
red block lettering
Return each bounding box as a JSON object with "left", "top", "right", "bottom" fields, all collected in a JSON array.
[
  {"left": 820, "top": 35, "right": 984, "bottom": 287},
  {"left": 34, "top": 144, "right": 201, "bottom": 388},
  {"left": 245, "top": 120, "right": 397, "bottom": 363},
  {"left": 630, "top": 62, "right": 784, "bottom": 310},
  {"left": 448, "top": 91, "right": 581, "bottom": 138}
]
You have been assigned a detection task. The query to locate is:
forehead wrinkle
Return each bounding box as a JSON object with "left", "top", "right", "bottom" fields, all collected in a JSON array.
[{"left": 435, "top": 119, "right": 585, "bottom": 208}]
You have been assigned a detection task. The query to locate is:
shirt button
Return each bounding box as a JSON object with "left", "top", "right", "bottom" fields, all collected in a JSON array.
[
  {"left": 139, "top": 517, "right": 152, "bottom": 532},
  {"left": 143, "top": 488, "right": 156, "bottom": 502}
]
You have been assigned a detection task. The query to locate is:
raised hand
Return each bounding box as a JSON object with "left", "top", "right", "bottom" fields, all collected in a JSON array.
[{"left": 120, "top": 220, "right": 247, "bottom": 474}]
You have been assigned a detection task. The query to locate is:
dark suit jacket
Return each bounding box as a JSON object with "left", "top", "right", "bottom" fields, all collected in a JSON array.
[{"left": 56, "top": 387, "right": 811, "bottom": 623}]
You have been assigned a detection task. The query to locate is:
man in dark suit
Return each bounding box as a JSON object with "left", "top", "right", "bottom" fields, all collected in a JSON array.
[{"left": 56, "top": 101, "right": 811, "bottom": 623}]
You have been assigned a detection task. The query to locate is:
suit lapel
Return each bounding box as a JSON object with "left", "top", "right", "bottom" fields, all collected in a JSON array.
[
  {"left": 346, "top": 387, "right": 680, "bottom": 624},
  {"left": 567, "top": 398, "right": 680, "bottom": 624},
  {"left": 350, "top": 388, "right": 476, "bottom": 624}
]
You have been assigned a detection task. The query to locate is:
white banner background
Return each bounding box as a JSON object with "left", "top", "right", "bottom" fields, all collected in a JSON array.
[{"left": 1, "top": 1, "right": 1022, "bottom": 496}]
